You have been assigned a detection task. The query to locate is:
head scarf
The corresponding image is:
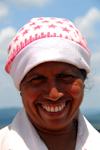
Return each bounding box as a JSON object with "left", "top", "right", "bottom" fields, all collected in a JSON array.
[{"left": 5, "top": 17, "right": 91, "bottom": 90}]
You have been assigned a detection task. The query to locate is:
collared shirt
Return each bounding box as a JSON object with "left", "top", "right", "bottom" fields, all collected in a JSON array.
[{"left": 0, "top": 108, "right": 100, "bottom": 150}]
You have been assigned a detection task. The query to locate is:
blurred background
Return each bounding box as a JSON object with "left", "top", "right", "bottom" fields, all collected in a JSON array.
[{"left": 0, "top": 0, "right": 100, "bottom": 131}]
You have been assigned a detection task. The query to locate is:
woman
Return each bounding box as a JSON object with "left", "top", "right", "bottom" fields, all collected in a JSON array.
[{"left": 0, "top": 17, "right": 100, "bottom": 150}]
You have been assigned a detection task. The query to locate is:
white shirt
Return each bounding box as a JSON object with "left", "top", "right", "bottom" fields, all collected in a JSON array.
[{"left": 0, "top": 108, "right": 100, "bottom": 150}]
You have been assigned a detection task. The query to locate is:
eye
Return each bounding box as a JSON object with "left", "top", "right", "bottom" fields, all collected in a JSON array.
[
  {"left": 31, "top": 75, "right": 45, "bottom": 81},
  {"left": 58, "top": 74, "right": 74, "bottom": 79}
]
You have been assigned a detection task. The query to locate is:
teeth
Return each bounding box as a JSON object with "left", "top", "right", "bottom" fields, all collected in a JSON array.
[
  {"left": 51, "top": 107, "right": 54, "bottom": 112},
  {"left": 59, "top": 106, "right": 62, "bottom": 111},
  {"left": 55, "top": 106, "right": 58, "bottom": 112},
  {"left": 42, "top": 103, "right": 66, "bottom": 113},
  {"left": 47, "top": 106, "right": 50, "bottom": 112}
]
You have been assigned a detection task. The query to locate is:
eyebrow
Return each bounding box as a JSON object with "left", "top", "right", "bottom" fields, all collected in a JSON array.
[
  {"left": 61, "top": 68, "right": 78, "bottom": 74},
  {"left": 25, "top": 66, "right": 80, "bottom": 79}
]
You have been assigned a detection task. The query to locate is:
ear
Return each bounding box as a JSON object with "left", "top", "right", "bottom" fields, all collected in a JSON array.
[{"left": 20, "top": 92, "right": 22, "bottom": 96}]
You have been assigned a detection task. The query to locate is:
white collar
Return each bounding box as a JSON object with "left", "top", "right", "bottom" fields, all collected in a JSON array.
[
  {"left": 9, "top": 108, "right": 100, "bottom": 150},
  {"left": 75, "top": 109, "right": 100, "bottom": 150},
  {"left": 9, "top": 108, "right": 48, "bottom": 150}
]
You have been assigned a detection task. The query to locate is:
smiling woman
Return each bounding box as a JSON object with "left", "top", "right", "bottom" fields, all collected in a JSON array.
[
  {"left": 0, "top": 17, "right": 100, "bottom": 150},
  {"left": 20, "top": 62, "right": 84, "bottom": 134}
]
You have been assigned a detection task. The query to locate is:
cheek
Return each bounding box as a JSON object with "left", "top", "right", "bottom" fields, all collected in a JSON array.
[
  {"left": 65, "top": 80, "right": 84, "bottom": 100},
  {"left": 71, "top": 86, "right": 83, "bottom": 99},
  {"left": 21, "top": 85, "right": 42, "bottom": 104},
  {"left": 70, "top": 83, "right": 84, "bottom": 110},
  {"left": 68, "top": 82, "right": 84, "bottom": 116}
]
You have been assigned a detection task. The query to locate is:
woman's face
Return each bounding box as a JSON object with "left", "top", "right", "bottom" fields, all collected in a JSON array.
[{"left": 20, "top": 62, "right": 85, "bottom": 133}]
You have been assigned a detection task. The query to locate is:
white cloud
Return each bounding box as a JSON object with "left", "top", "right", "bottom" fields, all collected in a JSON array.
[
  {"left": 3, "top": 0, "right": 51, "bottom": 8},
  {"left": 0, "top": 27, "right": 16, "bottom": 44},
  {"left": 91, "top": 51, "right": 100, "bottom": 64},
  {"left": 0, "top": 68, "right": 23, "bottom": 108},
  {"left": 0, "top": 2, "right": 9, "bottom": 21},
  {"left": 74, "top": 7, "right": 100, "bottom": 40},
  {"left": 0, "top": 27, "right": 17, "bottom": 61},
  {"left": 91, "top": 51, "right": 100, "bottom": 74},
  {"left": 94, "top": 75, "right": 100, "bottom": 83}
]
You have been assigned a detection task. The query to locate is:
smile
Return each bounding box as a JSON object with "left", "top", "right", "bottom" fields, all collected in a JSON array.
[{"left": 42, "top": 103, "right": 66, "bottom": 113}]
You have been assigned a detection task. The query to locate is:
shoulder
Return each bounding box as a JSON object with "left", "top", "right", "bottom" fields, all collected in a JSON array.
[
  {"left": 77, "top": 110, "right": 100, "bottom": 149},
  {"left": 84, "top": 116, "right": 100, "bottom": 140},
  {"left": 0, "top": 125, "right": 11, "bottom": 150}
]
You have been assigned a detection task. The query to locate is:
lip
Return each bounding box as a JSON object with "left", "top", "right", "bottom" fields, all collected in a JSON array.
[{"left": 38, "top": 100, "right": 70, "bottom": 116}]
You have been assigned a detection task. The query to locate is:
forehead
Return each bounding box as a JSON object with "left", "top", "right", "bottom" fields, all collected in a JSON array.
[{"left": 26, "top": 62, "right": 81, "bottom": 76}]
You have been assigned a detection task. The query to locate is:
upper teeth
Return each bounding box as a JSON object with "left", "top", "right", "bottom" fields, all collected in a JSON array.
[{"left": 42, "top": 103, "right": 66, "bottom": 112}]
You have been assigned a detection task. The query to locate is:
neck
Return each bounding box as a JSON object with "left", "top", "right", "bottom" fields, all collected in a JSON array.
[{"left": 36, "top": 120, "right": 77, "bottom": 150}]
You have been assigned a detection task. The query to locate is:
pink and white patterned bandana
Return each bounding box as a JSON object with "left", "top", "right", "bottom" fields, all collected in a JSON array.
[{"left": 5, "top": 17, "right": 91, "bottom": 90}]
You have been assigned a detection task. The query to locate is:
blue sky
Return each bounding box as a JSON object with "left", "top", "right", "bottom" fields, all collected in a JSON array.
[{"left": 0, "top": 0, "right": 100, "bottom": 109}]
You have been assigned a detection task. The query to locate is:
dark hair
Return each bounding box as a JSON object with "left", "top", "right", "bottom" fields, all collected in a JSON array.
[{"left": 80, "top": 69, "right": 87, "bottom": 80}]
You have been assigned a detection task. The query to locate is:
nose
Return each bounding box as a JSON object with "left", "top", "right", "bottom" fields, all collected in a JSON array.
[{"left": 44, "top": 86, "right": 64, "bottom": 101}]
